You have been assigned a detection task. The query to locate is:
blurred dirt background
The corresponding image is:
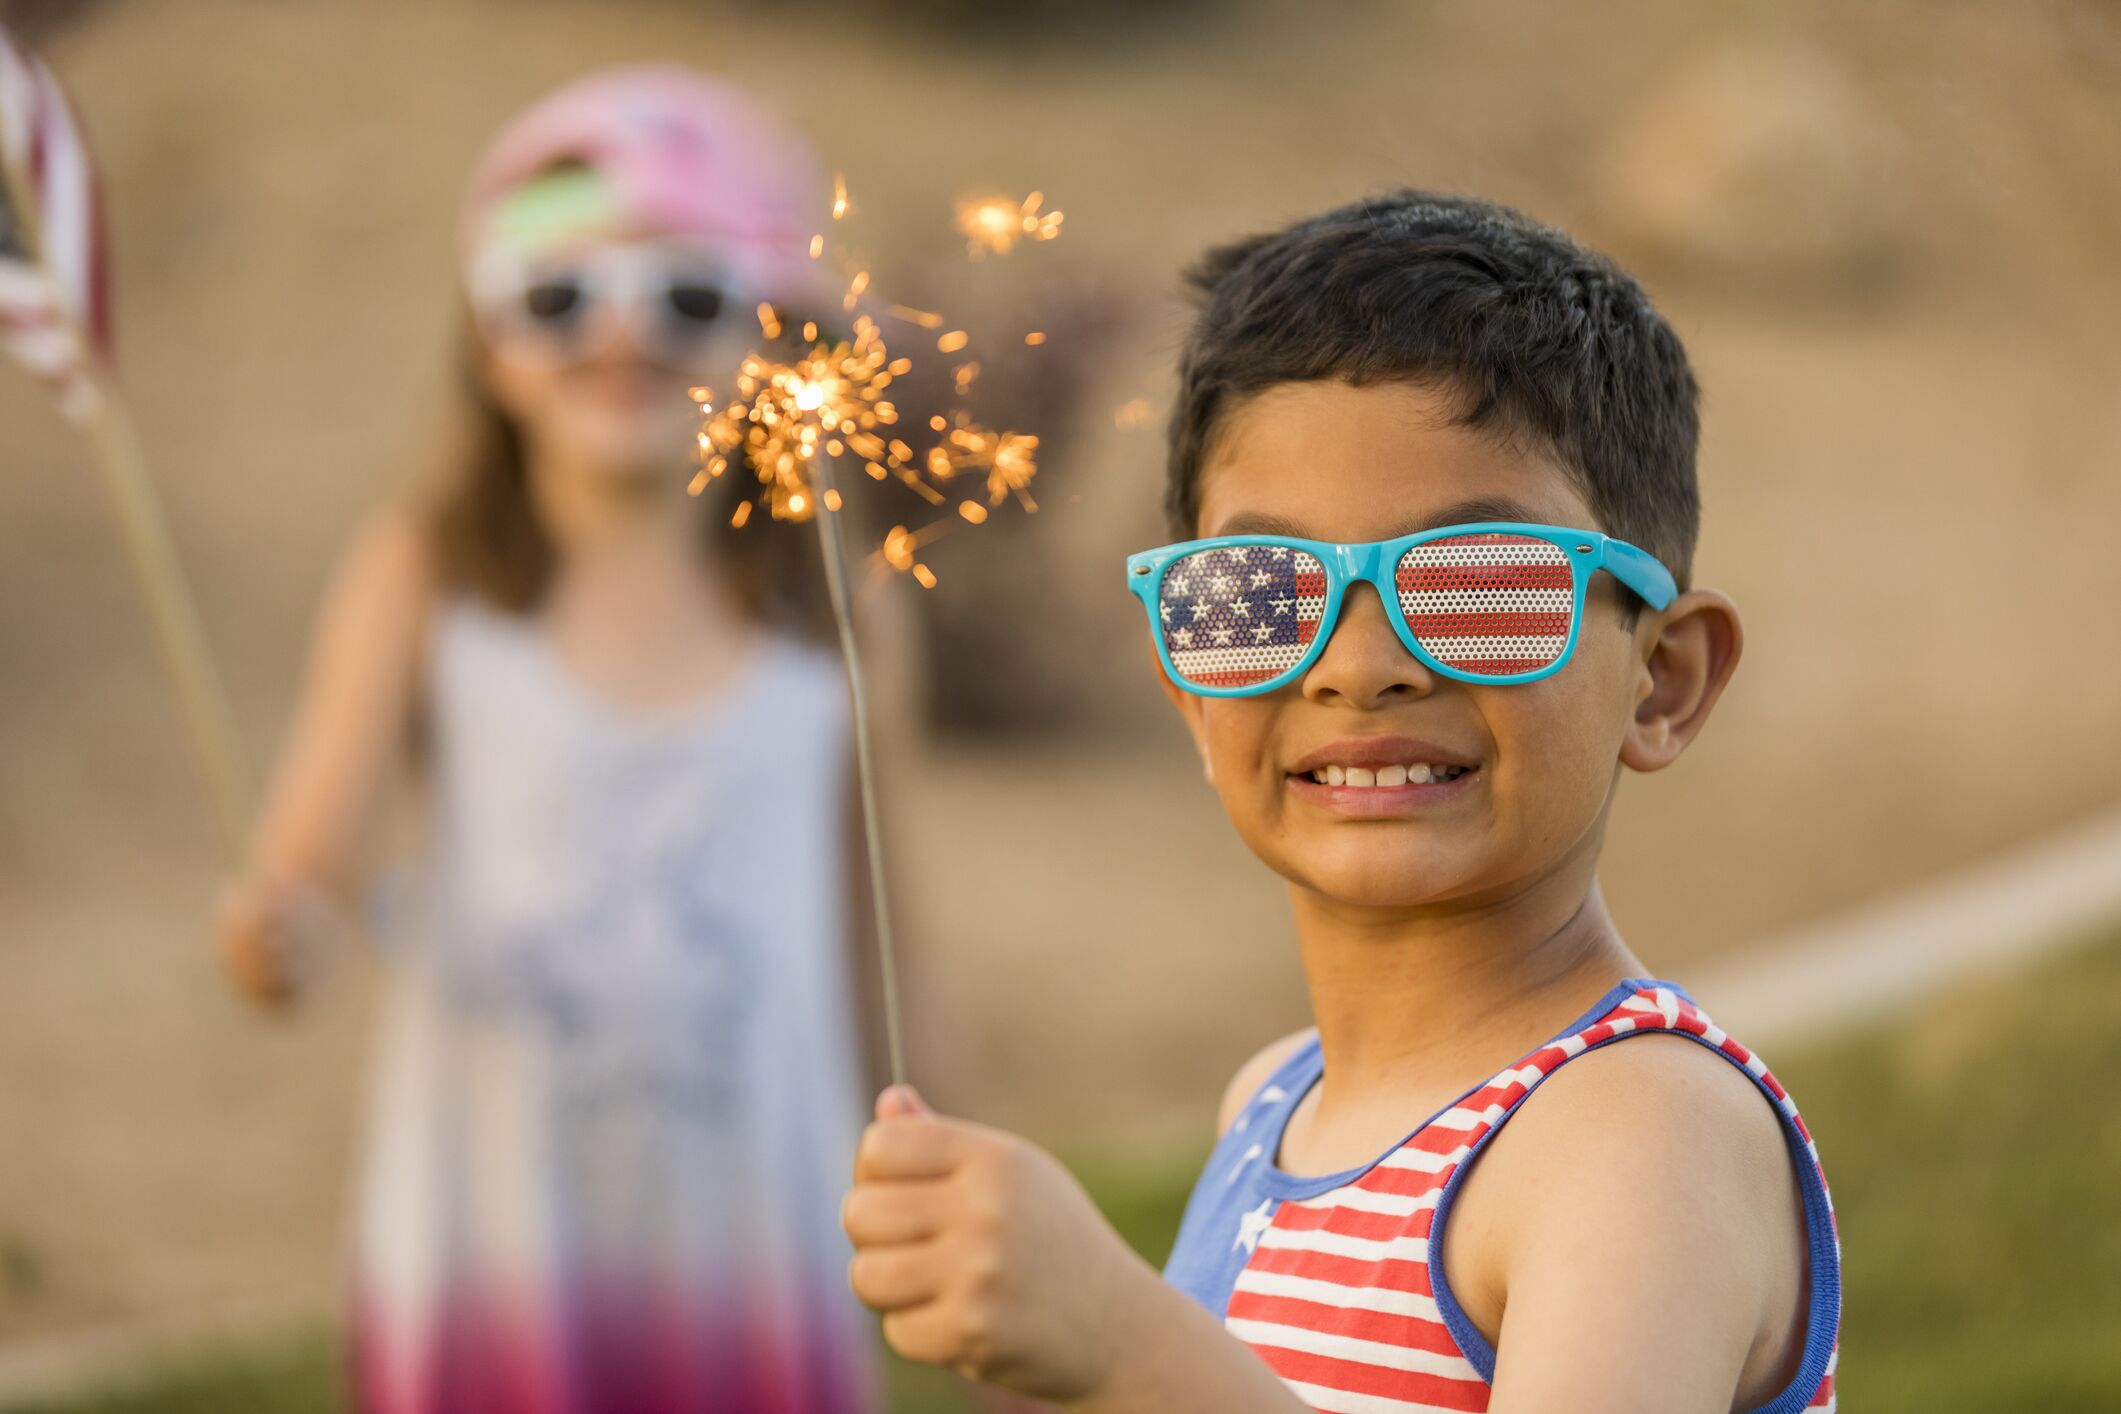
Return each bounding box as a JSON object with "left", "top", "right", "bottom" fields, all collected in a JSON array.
[{"left": 1, "top": 0, "right": 2118, "bottom": 1348}]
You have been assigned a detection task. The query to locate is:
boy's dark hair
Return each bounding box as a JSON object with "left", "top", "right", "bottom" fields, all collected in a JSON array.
[{"left": 1169, "top": 190, "right": 1700, "bottom": 605}]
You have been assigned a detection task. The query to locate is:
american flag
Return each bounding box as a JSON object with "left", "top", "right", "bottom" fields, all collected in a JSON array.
[
  {"left": 1161, "top": 543, "right": 1328, "bottom": 689},
  {"left": 0, "top": 24, "right": 109, "bottom": 421}
]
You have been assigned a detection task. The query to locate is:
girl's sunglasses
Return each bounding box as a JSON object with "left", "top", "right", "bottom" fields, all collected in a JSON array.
[
  {"left": 467, "top": 241, "right": 741, "bottom": 363},
  {"left": 1124, "top": 522, "right": 1678, "bottom": 696}
]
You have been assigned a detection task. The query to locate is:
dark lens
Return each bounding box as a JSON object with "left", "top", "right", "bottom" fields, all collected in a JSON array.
[
  {"left": 666, "top": 282, "right": 726, "bottom": 324},
  {"left": 523, "top": 279, "right": 583, "bottom": 323}
]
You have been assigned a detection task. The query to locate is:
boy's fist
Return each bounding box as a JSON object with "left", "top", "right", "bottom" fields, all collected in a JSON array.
[{"left": 844, "top": 1087, "right": 1157, "bottom": 1402}]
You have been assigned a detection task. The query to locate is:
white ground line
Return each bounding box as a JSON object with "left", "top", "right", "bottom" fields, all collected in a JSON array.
[{"left": 1690, "top": 803, "right": 2121, "bottom": 1047}]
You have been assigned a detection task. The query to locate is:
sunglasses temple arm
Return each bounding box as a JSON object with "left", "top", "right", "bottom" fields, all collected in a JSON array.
[{"left": 1601, "top": 537, "right": 1679, "bottom": 610}]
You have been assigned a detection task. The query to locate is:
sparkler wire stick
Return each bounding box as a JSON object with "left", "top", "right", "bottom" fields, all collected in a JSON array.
[
  {"left": 0, "top": 97, "right": 252, "bottom": 862},
  {"left": 809, "top": 453, "right": 908, "bottom": 1089}
]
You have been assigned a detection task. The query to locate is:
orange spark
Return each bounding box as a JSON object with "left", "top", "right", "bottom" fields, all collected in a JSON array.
[{"left": 955, "top": 191, "right": 1065, "bottom": 258}]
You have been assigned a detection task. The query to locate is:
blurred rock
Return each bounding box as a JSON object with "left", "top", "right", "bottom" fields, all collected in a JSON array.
[{"left": 1594, "top": 40, "right": 1901, "bottom": 291}]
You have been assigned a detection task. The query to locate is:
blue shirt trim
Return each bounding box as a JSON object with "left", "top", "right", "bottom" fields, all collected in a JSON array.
[
  {"left": 1252, "top": 977, "right": 1657, "bottom": 1199},
  {"left": 1161, "top": 978, "right": 1689, "bottom": 1316},
  {"left": 1425, "top": 1006, "right": 1841, "bottom": 1414}
]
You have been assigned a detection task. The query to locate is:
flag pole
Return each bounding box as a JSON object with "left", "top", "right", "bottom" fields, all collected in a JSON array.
[
  {"left": 74, "top": 388, "right": 253, "bottom": 859},
  {"left": 0, "top": 117, "right": 252, "bottom": 863}
]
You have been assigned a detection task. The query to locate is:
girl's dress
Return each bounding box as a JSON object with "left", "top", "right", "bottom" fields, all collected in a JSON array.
[
  {"left": 1164, "top": 978, "right": 1841, "bottom": 1414},
  {"left": 352, "top": 595, "right": 878, "bottom": 1414}
]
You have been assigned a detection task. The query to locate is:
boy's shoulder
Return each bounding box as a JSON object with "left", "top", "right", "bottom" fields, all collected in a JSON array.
[
  {"left": 1214, "top": 1027, "right": 1316, "bottom": 1136},
  {"left": 1445, "top": 1028, "right": 1812, "bottom": 1400},
  {"left": 1467, "top": 1027, "right": 1801, "bottom": 1225}
]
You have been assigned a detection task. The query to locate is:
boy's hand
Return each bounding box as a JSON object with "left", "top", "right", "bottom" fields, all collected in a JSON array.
[{"left": 844, "top": 1087, "right": 1160, "bottom": 1403}]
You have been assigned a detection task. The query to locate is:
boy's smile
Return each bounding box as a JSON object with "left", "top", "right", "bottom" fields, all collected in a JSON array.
[
  {"left": 1165, "top": 378, "right": 1660, "bottom": 910},
  {"left": 1283, "top": 732, "right": 1482, "bottom": 817}
]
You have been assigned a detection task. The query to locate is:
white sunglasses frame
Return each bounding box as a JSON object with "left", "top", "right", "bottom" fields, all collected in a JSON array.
[{"left": 464, "top": 239, "right": 752, "bottom": 364}]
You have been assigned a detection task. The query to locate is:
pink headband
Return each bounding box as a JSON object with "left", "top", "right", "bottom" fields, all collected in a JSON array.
[{"left": 460, "top": 64, "right": 826, "bottom": 298}]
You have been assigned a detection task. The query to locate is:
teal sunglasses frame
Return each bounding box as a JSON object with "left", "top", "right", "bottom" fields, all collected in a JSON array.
[{"left": 1124, "top": 521, "right": 1679, "bottom": 696}]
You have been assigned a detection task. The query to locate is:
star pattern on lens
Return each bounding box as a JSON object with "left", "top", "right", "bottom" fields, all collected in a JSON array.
[{"left": 1157, "top": 544, "right": 1327, "bottom": 689}]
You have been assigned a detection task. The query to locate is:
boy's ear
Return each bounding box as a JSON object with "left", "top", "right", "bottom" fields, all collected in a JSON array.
[
  {"left": 1620, "top": 588, "right": 1743, "bottom": 774},
  {"left": 1149, "top": 634, "right": 1215, "bottom": 786}
]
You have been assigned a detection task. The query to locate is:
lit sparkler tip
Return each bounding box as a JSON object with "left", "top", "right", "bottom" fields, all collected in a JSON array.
[
  {"left": 691, "top": 207, "right": 1045, "bottom": 579},
  {"left": 832, "top": 173, "right": 850, "bottom": 221},
  {"left": 955, "top": 190, "right": 1066, "bottom": 257}
]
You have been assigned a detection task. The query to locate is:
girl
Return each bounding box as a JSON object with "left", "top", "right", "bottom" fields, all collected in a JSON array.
[{"left": 215, "top": 66, "right": 882, "bottom": 1414}]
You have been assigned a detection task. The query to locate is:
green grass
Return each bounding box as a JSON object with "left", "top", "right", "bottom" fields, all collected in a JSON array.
[
  {"left": 0, "top": 1337, "right": 341, "bottom": 1414},
  {"left": 1769, "top": 921, "right": 2121, "bottom": 1411},
  {"left": 12, "top": 922, "right": 2121, "bottom": 1413}
]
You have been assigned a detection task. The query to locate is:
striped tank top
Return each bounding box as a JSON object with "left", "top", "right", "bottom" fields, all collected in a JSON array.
[{"left": 1162, "top": 978, "right": 1840, "bottom": 1413}]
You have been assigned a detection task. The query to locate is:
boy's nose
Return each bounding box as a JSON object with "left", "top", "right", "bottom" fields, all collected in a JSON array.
[{"left": 1300, "top": 582, "right": 1436, "bottom": 707}]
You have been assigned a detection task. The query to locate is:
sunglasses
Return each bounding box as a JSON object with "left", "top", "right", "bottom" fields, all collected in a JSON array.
[
  {"left": 466, "top": 241, "right": 741, "bottom": 363},
  {"left": 1124, "top": 522, "right": 1678, "bottom": 696}
]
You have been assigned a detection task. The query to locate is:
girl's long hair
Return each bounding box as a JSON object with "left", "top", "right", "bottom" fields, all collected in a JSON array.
[{"left": 423, "top": 323, "right": 831, "bottom": 640}]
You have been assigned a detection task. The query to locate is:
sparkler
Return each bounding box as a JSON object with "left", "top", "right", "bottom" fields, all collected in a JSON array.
[
  {"left": 955, "top": 190, "right": 1064, "bottom": 258},
  {"left": 691, "top": 175, "right": 1059, "bottom": 1087}
]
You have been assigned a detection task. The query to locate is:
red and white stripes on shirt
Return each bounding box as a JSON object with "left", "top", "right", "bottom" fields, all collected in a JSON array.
[{"left": 1219, "top": 985, "right": 1840, "bottom": 1413}]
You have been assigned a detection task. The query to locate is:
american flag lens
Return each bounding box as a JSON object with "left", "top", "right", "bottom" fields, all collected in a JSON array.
[
  {"left": 1159, "top": 544, "right": 1327, "bottom": 690},
  {"left": 1395, "top": 533, "right": 1575, "bottom": 676}
]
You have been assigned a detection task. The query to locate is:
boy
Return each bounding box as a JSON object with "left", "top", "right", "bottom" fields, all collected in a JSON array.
[{"left": 842, "top": 192, "right": 1839, "bottom": 1413}]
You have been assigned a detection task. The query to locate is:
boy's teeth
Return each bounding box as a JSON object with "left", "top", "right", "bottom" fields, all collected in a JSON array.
[{"left": 1307, "top": 762, "right": 1471, "bottom": 787}]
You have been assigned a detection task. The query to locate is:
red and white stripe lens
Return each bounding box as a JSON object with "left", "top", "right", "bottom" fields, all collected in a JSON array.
[{"left": 1395, "top": 533, "right": 1576, "bottom": 677}]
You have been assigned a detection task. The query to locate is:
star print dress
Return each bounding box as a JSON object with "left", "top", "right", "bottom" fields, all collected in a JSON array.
[
  {"left": 1163, "top": 978, "right": 1841, "bottom": 1413},
  {"left": 351, "top": 597, "right": 880, "bottom": 1414}
]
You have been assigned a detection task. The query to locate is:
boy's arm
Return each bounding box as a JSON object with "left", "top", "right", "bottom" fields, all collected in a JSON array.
[
  {"left": 1459, "top": 1035, "right": 1810, "bottom": 1414},
  {"left": 845, "top": 1089, "right": 1310, "bottom": 1414}
]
